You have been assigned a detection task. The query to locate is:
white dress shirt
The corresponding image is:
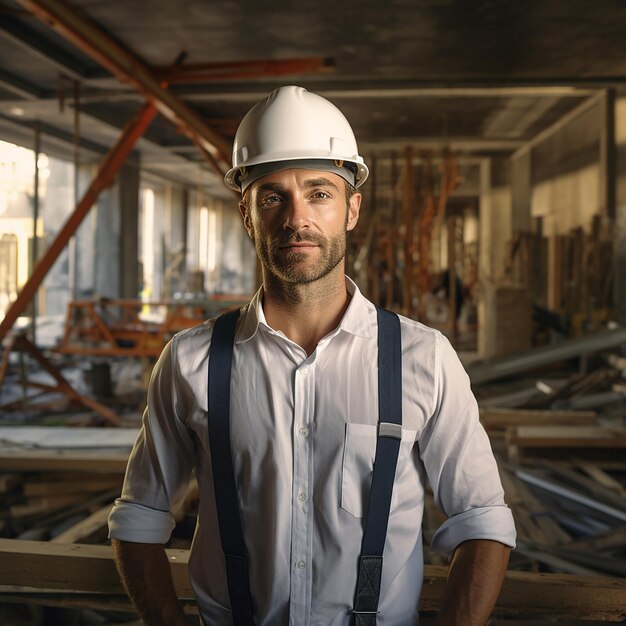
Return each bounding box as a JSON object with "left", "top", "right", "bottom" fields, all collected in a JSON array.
[{"left": 108, "top": 277, "right": 516, "bottom": 626}]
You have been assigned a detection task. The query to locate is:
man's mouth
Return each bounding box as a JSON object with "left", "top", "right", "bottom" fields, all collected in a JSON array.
[
  {"left": 278, "top": 242, "right": 318, "bottom": 249},
  {"left": 276, "top": 236, "right": 322, "bottom": 250}
]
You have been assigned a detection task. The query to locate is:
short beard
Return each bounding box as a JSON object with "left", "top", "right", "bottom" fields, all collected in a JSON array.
[{"left": 257, "top": 229, "right": 347, "bottom": 285}]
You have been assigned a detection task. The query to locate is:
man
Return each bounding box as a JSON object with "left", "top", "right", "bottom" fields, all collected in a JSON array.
[{"left": 109, "top": 86, "right": 516, "bottom": 626}]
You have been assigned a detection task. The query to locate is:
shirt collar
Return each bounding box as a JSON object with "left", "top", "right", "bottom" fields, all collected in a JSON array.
[{"left": 235, "top": 276, "right": 374, "bottom": 344}]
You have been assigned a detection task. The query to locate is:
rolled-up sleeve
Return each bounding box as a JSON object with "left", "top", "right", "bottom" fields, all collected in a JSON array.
[
  {"left": 108, "top": 337, "right": 196, "bottom": 544},
  {"left": 420, "top": 333, "right": 516, "bottom": 557}
]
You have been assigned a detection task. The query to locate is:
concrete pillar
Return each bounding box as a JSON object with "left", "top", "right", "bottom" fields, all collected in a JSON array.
[
  {"left": 73, "top": 162, "right": 98, "bottom": 299},
  {"left": 511, "top": 150, "right": 531, "bottom": 233},
  {"left": 477, "top": 157, "right": 516, "bottom": 358},
  {"left": 92, "top": 178, "right": 119, "bottom": 298},
  {"left": 165, "top": 185, "right": 187, "bottom": 297},
  {"left": 118, "top": 157, "right": 140, "bottom": 299}
]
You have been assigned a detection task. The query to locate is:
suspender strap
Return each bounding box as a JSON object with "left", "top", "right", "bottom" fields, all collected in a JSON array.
[
  {"left": 352, "top": 307, "right": 403, "bottom": 626},
  {"left": 207, "top": 309, "right": 255, "bottom": 626}
]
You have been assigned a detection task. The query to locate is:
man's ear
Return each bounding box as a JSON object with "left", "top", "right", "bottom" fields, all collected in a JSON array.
[
  {"left": 346, "top": 192, "right": 362, "bottom": 232},
  {"left": 239, "top": 201, "right": 253, "bottom": 238}
]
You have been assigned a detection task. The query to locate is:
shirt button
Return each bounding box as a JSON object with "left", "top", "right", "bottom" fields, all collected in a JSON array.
[
  {"left": 299, "top": 426, "right": 309, "bottom": 437},
  {"left": 298, "top": 492, "right": 307, "bottom": 502},
  {"left": 296, "top": 560, "right": 306, "bottom": 570}
]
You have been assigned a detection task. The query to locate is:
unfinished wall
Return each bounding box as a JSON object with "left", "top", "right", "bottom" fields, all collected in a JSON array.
[
  {"left": 529, "top": 99, "right": 602, "bottom": 237},
  {"left": 511, "top": 98, "right": 607, "bottom": 315}
]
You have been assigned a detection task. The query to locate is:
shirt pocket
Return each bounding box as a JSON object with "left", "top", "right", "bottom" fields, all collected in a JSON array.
[{"left": 340, "top": 422, "right": 418, "bottom": 518}]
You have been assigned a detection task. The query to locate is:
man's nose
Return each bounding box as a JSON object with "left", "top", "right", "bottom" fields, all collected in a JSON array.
[{"left": 282, "top": 195, "right": 311, "bottom": 231}]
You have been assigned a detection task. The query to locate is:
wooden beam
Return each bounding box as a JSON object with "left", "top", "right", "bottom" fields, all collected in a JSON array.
[
  {"left": 0, "top": 540, "right": 624, "bottom": 621},
  {"left": 51, "top": 504, "right": 113, "bottom": 544},
  {"left": 480, "top": 408, "right": 597, "bottom": 431},
  {"left": 507, "top": 426, "right": 626, "bottom": 448},
  {"left": 0, "top": 450, "right": 129, "bottom": 473},
  {"left": 24, "top": 478, "right": 121, "bottom": 497},
  {"left": 0, "top": 540, "right": 193, "bottom": 596}
]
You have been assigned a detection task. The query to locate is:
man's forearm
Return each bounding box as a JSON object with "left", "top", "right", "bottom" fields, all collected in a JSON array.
[
  {"left": 436, "top": 539, "right": 510, "bottom": 626},
  {"left": 112, "top": 538, "right": 188, "bottom": 626}
]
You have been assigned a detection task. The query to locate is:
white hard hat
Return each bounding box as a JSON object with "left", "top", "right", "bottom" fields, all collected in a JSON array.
[{"left": 224, "top": 85, "right": 369, "bottom": 192}]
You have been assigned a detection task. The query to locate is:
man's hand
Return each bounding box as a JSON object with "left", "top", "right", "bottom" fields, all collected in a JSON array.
[
  {"left": 112, "top": 538, "right": 189, "bottom": 626},
  {"left": 436, "top": 539, "right": 510, "bottom": 626}
]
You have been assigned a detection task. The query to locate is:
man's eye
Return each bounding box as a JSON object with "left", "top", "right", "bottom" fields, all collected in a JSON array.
[
  {"left": 261, "top": 194, "right": 282, "bottom": 205},
  {"left": 311, "top": 191, "right": 330, "bottom": 200}
]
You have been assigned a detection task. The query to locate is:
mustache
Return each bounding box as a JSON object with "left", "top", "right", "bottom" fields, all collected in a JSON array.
[{"left": 273, "top": 232, "right": 326, "bottom": 247}]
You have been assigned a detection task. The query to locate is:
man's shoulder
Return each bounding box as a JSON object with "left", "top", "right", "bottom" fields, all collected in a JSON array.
[
  {"left": 378, "top": 307, "right": 442, "bottom": 346},
  {"left": 171, "top": 302, "right": 253, "bottom": 354},
  {"left": 168, "top": 316, "right": 218, "bottom": 359}
]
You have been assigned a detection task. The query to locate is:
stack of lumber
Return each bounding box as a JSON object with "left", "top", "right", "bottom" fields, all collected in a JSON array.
[
  {"left": 500, "top": 460, "right": 626, "bottom": 577},
  {"left": 0, "top": 426, "right": 135, "bottom": 541},
  {"left": 0, "top": 539, "right": 624, "bottom": 622},
  {"left": 0, "top": 419, "right": 624, "bottom": 623},
  {"left": 1, "top": 472, "right": 120, "bottom": 541},
  {"left": 506, "top": 425, "right": 626, "bottom": 462},
  {"left": 476, "top": 372, "right": 626, "bottom": 590}
]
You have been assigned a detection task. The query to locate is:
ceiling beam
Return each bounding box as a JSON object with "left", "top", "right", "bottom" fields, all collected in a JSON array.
[
  {"left": 165, "top": 81, "right": 600, "bottom": 103},
  {"left": 0, "top": 68, "right": 44, "bottom": 100},
  {"left": 359, "top": 138, "right": 525, "bottom": 153},
  {"left": 513, "top": 92, "right": 605, "bottom": 158},
  {"left": 0, "top": 112, "right": 110, "bottom": 156},
  {"left": 16, "top": 0, "right": 232, "bottom": 169},
  {"left": 0, "top": 13, "right": 88, "bottom": 80}
]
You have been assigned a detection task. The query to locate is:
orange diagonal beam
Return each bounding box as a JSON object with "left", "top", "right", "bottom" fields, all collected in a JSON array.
[
  {"left": 0, "top": 102, "right": 157, "bottom": 341},
  {"left": 16, "top": 0, "right": 231, "bottom": 167}
]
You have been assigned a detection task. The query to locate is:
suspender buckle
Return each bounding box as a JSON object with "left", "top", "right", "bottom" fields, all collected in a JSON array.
[{"left": 378, "top": 421, "right": 402, "bottom": 440}]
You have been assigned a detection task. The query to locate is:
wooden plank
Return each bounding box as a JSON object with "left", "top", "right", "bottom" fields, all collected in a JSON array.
[
  {"left": 565, "top": 526, "right": 626, "bottom": 553},
  {"left": 51, "top": 504, "right": 114, "bottom": 544},
  {"left": 0, "top": 589, "right": 198, "bottom": 616},
  {"left": 499, "top": 467, "right": 551, "bottom": 545},
  {"left": 537, "top": 461, "right": 626, "bottom": 512},
  {"left": 576, "top": 462, "right": 626, "bottom": 496},
  {"left": 511, "top": 472, "right": 572, "bottom": 545},
  {"left": 10, "top": 495, "right": 87, "bottom": 518},
  {"left": 507, "top": 426, "right": 626, "bottom": 461},
  {"left": 0, "top": 473, "right": 22, "bottom": 493},
  {"left": 0, "top": 540, "right": 193, "bottom": 596},
  {"left": 24, "top": 478, "right": 121, "bottom": 497},
  {"left": 0, "top": 450, "right": 129, "bottom": 473},
  {"left": 0, "top": 540, "right": 624, "bottom": 620},
  {"left": 509, "top": 426, "right": 626, "bottom": 446},
  {"left": 480, "top": 408, "right": 596, "bottom": 431},
  {"left": 0, "top": 426, "right": 138, "bottom": 449}
]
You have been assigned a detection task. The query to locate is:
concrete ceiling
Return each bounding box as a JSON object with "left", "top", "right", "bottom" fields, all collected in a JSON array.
[{"left": 0, "top": 0, "right": 623, "bottom": 196}]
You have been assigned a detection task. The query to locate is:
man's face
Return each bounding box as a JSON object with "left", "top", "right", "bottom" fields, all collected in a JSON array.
[{"left": 240, "top": 168, "right": 361, "bottom": 285}]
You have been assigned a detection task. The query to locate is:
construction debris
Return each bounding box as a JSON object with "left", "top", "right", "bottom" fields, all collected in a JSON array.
[{"left": 0, "top": 321, "right": 624, "bottom": 623}]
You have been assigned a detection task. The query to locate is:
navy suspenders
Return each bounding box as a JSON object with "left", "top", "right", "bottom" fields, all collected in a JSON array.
[
  {"left": 207, "top": 306, "right": 402, "bottom": 626},
  {"left": 351, "top": 307, "right": 403, "bottom": 626},
  {"left": 208, "top": 309, "right": 255, "bottom": 626}
]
